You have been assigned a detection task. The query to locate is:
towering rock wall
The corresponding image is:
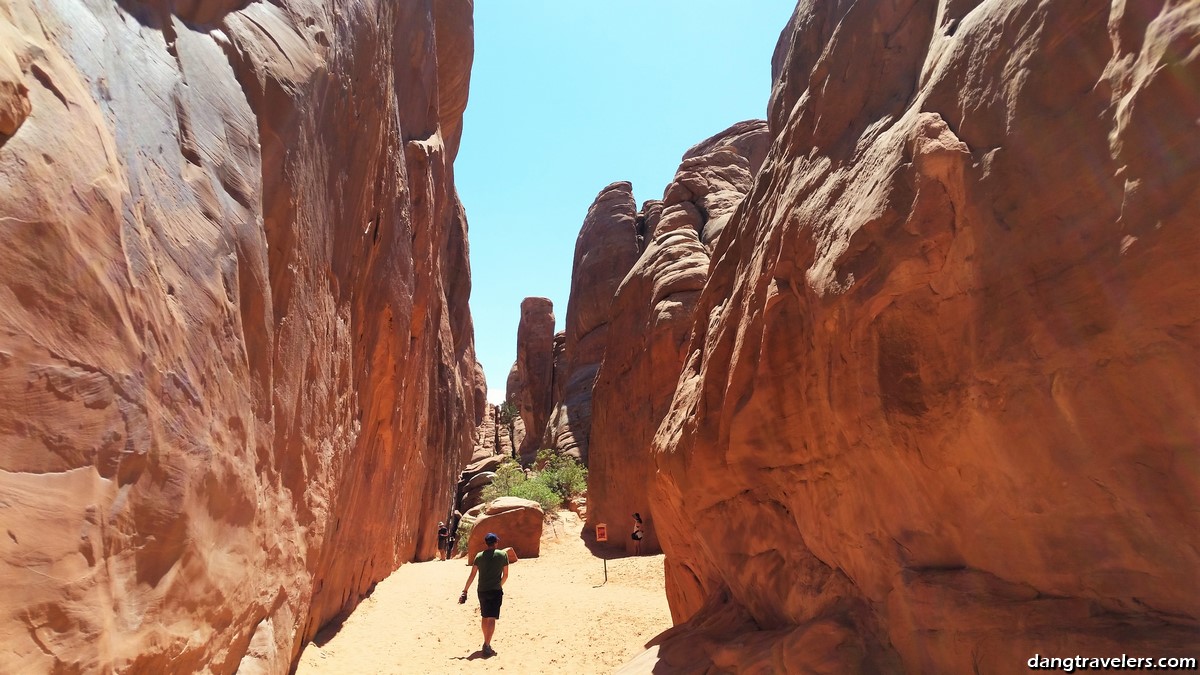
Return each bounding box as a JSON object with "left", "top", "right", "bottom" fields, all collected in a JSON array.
[
  {"left": 505, "top": 296, "right": 556, "bottom": 463},
  {"left": 544, "top": 182, "right": 641, "bottom": 462},
  {"left": 637, "top": 0, "right": 1200, "bottom": 672},
  {"left": 469, "top": 403, "right": 499, "bottom": 462},
  {"left": 588, "top": 122, "right": 768, "bottom": 553},
  {"left": 0, "top": 1, "right": 477, "bottom": 672}
]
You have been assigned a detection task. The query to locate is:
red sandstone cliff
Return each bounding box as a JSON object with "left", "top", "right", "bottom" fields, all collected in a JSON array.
[
  {"left": 588, "top": 122, "right": 768, "bottom": 555},
  {"left": 544, "top": 182, "right": 641, "bottom": 463},
  {"left": 505, "top": 296, "right": 556, "bottom": 464},
  {"left": 634, "top": 0, "right": 1200, "bottom": 672},
  {"left": 0, "top": 0, "right": 477, "bottom": 672}
]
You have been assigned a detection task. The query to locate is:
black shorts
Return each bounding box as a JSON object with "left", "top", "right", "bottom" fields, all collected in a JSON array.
[{"left": 478, "top": 589, "right": 503, "bottom": 619}]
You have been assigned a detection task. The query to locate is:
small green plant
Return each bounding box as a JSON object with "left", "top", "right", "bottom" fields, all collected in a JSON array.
[
  {"left": 481, "top": 458, "right": 559, "bottom": 513},
  {"left": 498, "top": 400, "right": 520, "bottom": 425},
  {"left": 534, "top": 449, "right": 588, "bottom": 501},
  {"left": 479, "top": 453, "right": 588, "bottom": 517},
  {"left": 510, "top": 479, "right": 562, "bottom": 514},
  {"left": 481, "top": 459, "right": 526, "bottom": 502},
  {"left": 456, "top": 519, "right": 473, "bottom": 554}
]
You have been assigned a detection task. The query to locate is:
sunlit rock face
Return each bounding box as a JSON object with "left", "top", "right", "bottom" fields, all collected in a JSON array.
[
  {"left": 544, "top": 181, "right": 640, "bottom": 463},
  {"left": 506, "top": 296, "right": 555, "bottom": 464},
  {"left": 642, "top": 0, "right": 1200, "bottom": 672},
  {"left": 469, "top": 403, "right": 499, "bottom": 462},
  {"left": 659, "top": 120, "right": 770, "bottom": 250},
  {"left": 0, "top": 0, "right": 477, "bottom": 672},
  {"left": 587, "top": 122, "right": 767, "bottom": 555}
]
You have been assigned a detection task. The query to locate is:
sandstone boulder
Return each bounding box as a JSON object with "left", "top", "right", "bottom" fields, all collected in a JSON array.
[
  {"left": 567, "top": 495, "right": 587, "bottom": 520},
  {"left": 456, "top": 462, "right": 500, "bottom": 515},
  {"left": 461, "top": 470, "right": 495, "bottom": 493},
  {"left": 461, "top": 454, "right": 504, "bottom": 480},
  {"left": 458, "top": 486, "right": 488, "bottom": 515},
  {"left": 464, "top": 497, "right": 544, "bottom": 562}
]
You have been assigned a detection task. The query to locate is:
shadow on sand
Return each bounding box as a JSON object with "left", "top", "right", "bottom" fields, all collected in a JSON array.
[
  {"left": 578, "top": 517, "right": 653, "bottom": 560},
  {"left": 579, "top": 521, "right": 628, "bottom": 560},
  {"left": 311, "top": 582, "right": 378, "bottom": 647},
  {"left": 450, "top": 650, "right": 496, "bottom": 661}
]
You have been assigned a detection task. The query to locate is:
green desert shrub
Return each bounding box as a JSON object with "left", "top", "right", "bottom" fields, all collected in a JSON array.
[
  {"left": 456, "top": 519, "right": 473, "bottom": 554},
  {"left": 508, "top": 479, "right": 561, "bottom": 514},
  {"left": 481, "top": 459, "right": 525, "bottom": 503},
  {"left": 498, "top": 400, "right": 520, "bottom": 425},
  {"left": 479, "top": 454, "right": 587, "bottom": 516},
  {"left": 533, "top": 449, "right": 588, "bottom": 501}
]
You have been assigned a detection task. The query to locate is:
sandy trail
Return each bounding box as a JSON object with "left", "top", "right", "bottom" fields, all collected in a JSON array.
[{"left": 296, "top": 511, "right": 670, "bottom": 674}]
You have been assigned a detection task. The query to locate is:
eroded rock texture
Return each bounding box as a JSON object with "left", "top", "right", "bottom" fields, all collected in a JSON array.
[
  {"left": 588, "top": 123, "right": 767, "bottom": 554},
  {"left": 471, "top": 404, "right": 495, "bottom": 461},
  {"left": 640, "top": 0, "right": 1200, "bottom": 672},
  {"left": 463, "top": 497, "right": 544, "bottom": 562},
  {"left": 661, "top": 120, "right": 770, "bottom": 250},
  {"left": 544, "top": 182, "right": 640, "bottom": 462},
  {"left": 0, "top": 1, "right": 477, "bottom": 672},
  {"left": 506, "top": 296, "right": 555, "bottom": 464}
]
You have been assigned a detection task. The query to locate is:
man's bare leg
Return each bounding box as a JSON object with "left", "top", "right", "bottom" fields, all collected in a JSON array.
[{"left": 482, "top": 618, "right": 496, "bottom": 648}]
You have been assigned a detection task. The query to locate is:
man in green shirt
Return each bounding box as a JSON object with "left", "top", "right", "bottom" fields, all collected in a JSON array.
[{"left": 459, "top": 532, "right": 509, "bottom": 657}]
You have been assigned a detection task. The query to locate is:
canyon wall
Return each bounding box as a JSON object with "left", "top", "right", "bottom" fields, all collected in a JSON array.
[
  {"left": 505, "top": 296, "right": 555, "bottom": 464},
  {"left": 0, "top": 0, "right": 477, "bottom": 672},
  {"left": 634, "top": 0, "right": 1200, "bottom": 672},
  {"left": 544, "top": 182, "right": 641, "bottom": 463},
  {"left": 588, "top": 121, "right": 769, "bottom": 554}
]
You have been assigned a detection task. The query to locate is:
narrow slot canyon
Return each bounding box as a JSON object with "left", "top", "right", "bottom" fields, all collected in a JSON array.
[{"left": 0, "top": 1, "right": 1198, "bottom": 674}]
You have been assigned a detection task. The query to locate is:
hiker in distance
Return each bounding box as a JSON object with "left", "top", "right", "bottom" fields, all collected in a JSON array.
[
  {"left": 437, "top": 521, "right": 449, "bottom": 561},
  {"left": 632, "top": 513, "right": 645, "bottom": 555},
  {"left": 459, "top": 532, "right": 508, "bottom": 657}
]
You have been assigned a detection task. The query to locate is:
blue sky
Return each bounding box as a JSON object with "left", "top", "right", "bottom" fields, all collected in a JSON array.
[{"left": 457, "top": 2, "right": 797, "bottom": 402}]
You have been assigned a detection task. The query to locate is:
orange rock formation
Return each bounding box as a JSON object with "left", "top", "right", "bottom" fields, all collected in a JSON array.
[
  {"left": 506, "top": 296, "right": 556, "bottom": 464},
  {"left": 588, "top": 121, "right": 769, "bottom": 555},
  {"left": 0, "top": 0, "right": 478, "bottom": 672},
  {"left": 545, "top": 182, "right": 641, "bottom": 463},
  {"left": 462, "top": 497, "right": 544, "bottom": 563},
  {"left": 636, "top": 0, "right": 1200, "bottom": 671}
]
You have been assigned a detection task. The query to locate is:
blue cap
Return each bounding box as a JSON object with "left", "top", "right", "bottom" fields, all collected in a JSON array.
[{"left": 485, "top": 532, "right": 499, "bottom": 544}]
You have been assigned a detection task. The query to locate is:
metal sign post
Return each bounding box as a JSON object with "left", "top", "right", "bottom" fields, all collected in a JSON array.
[{"left": 595, "top": 523, "right": 608, "bottom": 586}]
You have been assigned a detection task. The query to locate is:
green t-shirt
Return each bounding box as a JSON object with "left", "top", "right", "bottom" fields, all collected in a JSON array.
[{"left": 473, "top": 547, "right": 508, "bottom": 592}]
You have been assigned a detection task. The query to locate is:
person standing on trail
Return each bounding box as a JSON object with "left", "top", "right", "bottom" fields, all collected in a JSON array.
[
  {"left": 631, "top": 513, "right": 645, "bottom": 555},
  {"left": 459, "top": 532, "right": 508, "bottom": 657},
  {"left": 436, "top": 521, "right": 449, "bottom": 561},
  {"left": 447, "top": 510, "right": 462, "bottom": 559}
]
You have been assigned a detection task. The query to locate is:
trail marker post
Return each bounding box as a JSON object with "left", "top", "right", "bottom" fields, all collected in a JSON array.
[{"left": 595, "top": 523, "right": 608, "bottom": 586}]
